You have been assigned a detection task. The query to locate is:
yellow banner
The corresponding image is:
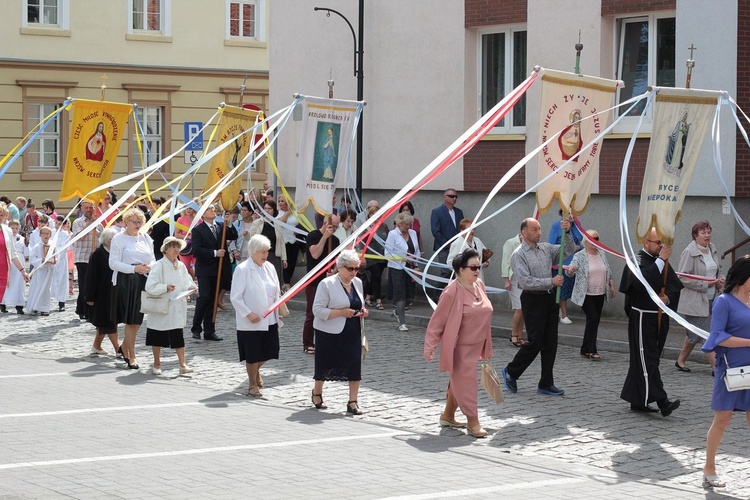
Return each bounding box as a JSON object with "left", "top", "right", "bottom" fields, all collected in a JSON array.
[
  {"left": 60, "top": 100, "right": 133, "bottom": 202},
  {"left": 203, "top": 105, "right": 258, "bottom": 210}
]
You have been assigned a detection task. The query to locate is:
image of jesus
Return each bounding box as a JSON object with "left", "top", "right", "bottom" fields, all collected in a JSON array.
[{"left": 86, "top": 122, "right": 106, "bottom": 162}]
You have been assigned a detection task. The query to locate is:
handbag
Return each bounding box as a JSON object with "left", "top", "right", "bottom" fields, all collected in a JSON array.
[
  {"left": 480, "top": 361, "right": 504, "bottom": 403},
  {"left": 140, "top": 263, "right": 169, "bottom": 314},
  {"left": 723, "top": 354, "right": 750, "bottom": 392},
  {"left": 481, "top": 248, "right": 494, "bottom": 263}
]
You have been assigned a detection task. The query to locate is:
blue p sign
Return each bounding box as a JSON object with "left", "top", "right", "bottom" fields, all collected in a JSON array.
[{"left": 184, "top": 122, "right": 203, "bottom": 150}]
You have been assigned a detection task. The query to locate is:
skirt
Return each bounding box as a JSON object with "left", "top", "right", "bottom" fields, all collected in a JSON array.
[
  {"left": 685, "top": 300, "right": 712, "bottom": 344},
  {"left": 146, "top": 328, "right": 185, "bottom": 349},
  {"left": 314, "top": 319, "right": 361, "bottom": 382},
  {"left": 110, "top": 273, "right": 147, "bottom": 326},
  {"left": 237, "top": 324, "right": 280, "bottom": 364}
]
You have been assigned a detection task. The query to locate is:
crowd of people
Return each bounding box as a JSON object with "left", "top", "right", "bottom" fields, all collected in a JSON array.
[{"left": 1, "top": 185, "right": 748, "bottom": 490}]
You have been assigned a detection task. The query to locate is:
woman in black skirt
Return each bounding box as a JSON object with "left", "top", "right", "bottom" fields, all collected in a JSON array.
[
  {"left": 108, "top": 208, "right": 155, "bottom": 370},
  {"left": 230, "top": 234, "right": 285, "bottom": 397},
  {"left": 311, "top": 249, "right": 369, "bottom": 414},
  {"left": 85, "top": 228, "right": 121, "bottom": 356}
]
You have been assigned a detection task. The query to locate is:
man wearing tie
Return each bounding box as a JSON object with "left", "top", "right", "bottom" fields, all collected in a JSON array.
[{"left": 191, "top": 204, "right": 238, "bottom": 341}]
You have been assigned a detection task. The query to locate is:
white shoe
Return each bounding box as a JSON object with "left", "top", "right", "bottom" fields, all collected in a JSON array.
[
  {"left": 179, "top": 365, "right": 194, "bottom": 375},
  {"left": 89, "top": 347, "right": 108, "bottom": 356},
  {"left": 398, "top": 324, "right": 409, "bottom": 332},
  {"left": 559, "top": 316, "right": 572, "bottom": 325},
  {"left": 151, "top": 366, "right": 162, "bottom": 375}
]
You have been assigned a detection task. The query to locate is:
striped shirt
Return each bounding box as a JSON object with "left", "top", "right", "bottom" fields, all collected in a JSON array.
[{"left": 71, "top": 216, "right": 102, "bottom": 263}]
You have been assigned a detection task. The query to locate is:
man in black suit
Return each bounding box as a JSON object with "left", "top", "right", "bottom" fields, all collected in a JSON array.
[
  {"left": 429, "top": 188, "right": 464, "bottom": 294},
  {"left": 191, "top": 204, "right": 238, "bottom": 341}
]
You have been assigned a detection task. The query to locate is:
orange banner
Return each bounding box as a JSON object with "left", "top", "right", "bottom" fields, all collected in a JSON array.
[
  {"left": 203, "top": 105, "right": 258, "bottom": 210},
  {"left": 60, "top": 100, "right": 133, "bottom": 202}
]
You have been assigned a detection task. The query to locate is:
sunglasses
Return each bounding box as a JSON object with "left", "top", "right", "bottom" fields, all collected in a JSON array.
[
  {"left": 464, "top": 265, "right": 481, "bottom": 271},
  {"left": 343, "top": 266, "right": 359, "bottom": 272},
  {"left": 646, "top": 239, "right": 663, "bottom": 245},
  {"left": 445, "top": 194, "right": 458, "bottom": 199}
]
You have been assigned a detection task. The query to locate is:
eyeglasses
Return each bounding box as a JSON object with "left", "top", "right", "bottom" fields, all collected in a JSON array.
[
  {"left": 464, "top": 265, "right": 481, "bottom": 271},
  {"left": 343, "top": 266, "right": 359, "bottom": 272},
  {"left": 646, "top": 239, "right": 663, "bottom": 245},
  {"left": 593, "top": 236, "right": 599, "bottom": 241},
  {"left": 445, "top": 194, "right": 458, "bottom": 199}
]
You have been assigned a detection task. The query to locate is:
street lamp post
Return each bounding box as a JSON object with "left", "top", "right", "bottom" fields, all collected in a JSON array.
[{"left": 314, "top": 1, "right": 364, "bottom": 200}]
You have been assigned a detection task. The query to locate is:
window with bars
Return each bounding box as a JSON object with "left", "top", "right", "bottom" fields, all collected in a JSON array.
[
  {"left": 132, "top": 106, "right": 163, "bottom": 170},
  {"left": 26, "top": 102, "right": 61, "bottom": 171},
  {"left": 480, "top": 28, "right": 527, "bottom": 131}
]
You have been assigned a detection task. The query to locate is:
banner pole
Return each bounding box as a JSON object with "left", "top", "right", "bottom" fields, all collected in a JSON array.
[{"left": 556, "top": 218, "right": 566, "bottom": 304}]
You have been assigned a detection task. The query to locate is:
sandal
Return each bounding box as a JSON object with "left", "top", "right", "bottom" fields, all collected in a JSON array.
[
  {"left": 311, "top": 389, "right": 327, "bottom": 409},
  {"left": 365, "top": 298, "right": 373, "bottom": 307},
  {"left": 248, "top": 386, "right": 263, "bottom": 398},
  {"left": 510, "top": 336, "right": 525, "bottom": 347},
  {"left": 375, "top": 301, "right": 384, "bottom": 310},
  {"left": 703, "top": 474, "right": 726, "bottom": 489},
  {"left": 346, "top": 400, "right": 364, "bottom": 415},
  {"left": 589, "top": 353, "right": 602, "bottom": 361},
  {"left": 304, "top": 346, "right": 315, "bottom": 355}
]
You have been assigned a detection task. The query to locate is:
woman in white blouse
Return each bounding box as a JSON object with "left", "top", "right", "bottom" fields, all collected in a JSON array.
[
  {"left": 446, "top": 218, "right": 489, "bottom": 282},
  {"left": 230, "top": 234, "right": 285, "bottom": 398},
  {"left": 109, "top": 208, "right": 156, "bottom": 370},
  {"left": 566, "top": 229, "right": 615, "bottom": 360},
  {"left": 385, "top": 213, "right": 421, "bottom": 332},
  {"left": 144, "top": 237, "right": 198, "bottom": 375}
]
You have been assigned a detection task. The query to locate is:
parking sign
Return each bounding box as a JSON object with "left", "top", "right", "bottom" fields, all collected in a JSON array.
[{"left": 184, "top": 122, "right": 203, "bottom": 150}]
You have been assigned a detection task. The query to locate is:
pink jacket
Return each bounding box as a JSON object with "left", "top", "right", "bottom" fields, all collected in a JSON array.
[{"left": 424, "top": 279, "right": 493, "bottom": 373}]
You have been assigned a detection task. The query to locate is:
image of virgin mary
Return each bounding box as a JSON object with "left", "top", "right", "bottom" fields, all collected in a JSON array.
[{"left": 663, "top": 110, "right": 690, "bottom": 176}]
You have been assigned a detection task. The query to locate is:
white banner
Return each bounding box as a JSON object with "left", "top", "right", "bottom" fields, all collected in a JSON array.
[
  {"left": 636, "top": 87, "right": 720, "bottom": 244},
  {"left": 294, "top": 96, "right": 362, "bottom": 215},
  {"left": 536, "top": 69, "right": 619, "bottom": 215}
]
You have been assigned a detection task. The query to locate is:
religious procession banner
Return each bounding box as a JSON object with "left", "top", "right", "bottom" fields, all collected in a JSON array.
[
  {"left": 202, "top": 105, "right": 259, "bottom": 210},
  {"left": 635, "top": 87, "right": 721, "bottom": 244},
  {"left": 60, "top": 100, "right": 133, "bottom": 202},
  {"left": 294, "top": 96, "right": 362, "bottom": 215},
  {"left": 536, "top": 69, "right": 619, "bottom": 216}
]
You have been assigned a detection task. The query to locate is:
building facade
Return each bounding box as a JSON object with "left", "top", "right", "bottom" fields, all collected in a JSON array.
[{"left": 0, "top": 0, "right": 270, "bottom": 209}]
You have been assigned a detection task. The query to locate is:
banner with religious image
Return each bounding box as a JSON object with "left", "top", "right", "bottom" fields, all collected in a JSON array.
[
  {"left": 536, "top": 69, "right": 619, "bottom": 215},
  {"left": 202, "top": 105, "right": 259, "bottom": 210},
  {"left": 635, "top": 87, "right": 720, "bottom": 244},
  {"left": 60, "top": 100, "right": 133, "bottom": 202},
  {"left": 294, "top": 96, "right": 362, "bottom": 215}
]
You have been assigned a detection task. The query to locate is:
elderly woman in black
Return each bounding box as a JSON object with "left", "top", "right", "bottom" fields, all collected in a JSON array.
[
  {"left": 311, "top": 249, "right": 369, "bottom": 414},
  {"left": 248, "top": 199, "right": 287, "bottom": 284},
  {"left": 85, "top": 228, "right": 121, "bottom": 357}
]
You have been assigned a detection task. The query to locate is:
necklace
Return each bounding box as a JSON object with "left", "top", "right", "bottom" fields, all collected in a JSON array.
[
  {"left": 457, "top": 280, "right": 480, "bottom": 300},
  {"left": 732, "top": 290, "right": 750, "bottom": 307}
]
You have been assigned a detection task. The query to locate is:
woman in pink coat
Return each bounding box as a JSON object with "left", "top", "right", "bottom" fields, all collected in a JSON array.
[{"left": 424, "top": 249, "right": 494, "bottom": 438}]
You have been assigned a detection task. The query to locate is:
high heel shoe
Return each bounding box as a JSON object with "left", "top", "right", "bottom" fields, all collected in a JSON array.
[
  {"left": 703, "top": 474, "right": 726, "bottom": 489},
  {"left": 346, "top": 400, "right": 363, "bottom": 415},
  {"left": 311, "top": 389, "right": 327, "bottom": 409}
]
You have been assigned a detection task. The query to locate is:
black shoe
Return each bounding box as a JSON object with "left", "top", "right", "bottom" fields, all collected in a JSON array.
[
  {"left": 192, "top": 331, "right": 202, "bottom": 339},
  {"left": 58, "top": 303, "right": 65, "bottom": 312},
  {"left": 630, "top": 404, "right": 659, "bottom": 413},
  {"left": 501, "top": 367, "right": 517, "bottom": 394},
  {"left": 16, "top": 307, "right": 24, "bottom": 315},
  {"left": 78, "top": 314, "right": 87, "bottom": 321},
  {"left": 0, "top": 305, "right": 8, "bottom": 313},
  {"left": 537, "top": 385, "right": 565, "bottom": 396},
  {"left": 658, "top": 399, "right": 680, "bottom": 417},
  {"left": 204, "top": 333, "right": 223, "bottom": 341},
  {"left": 674, "top": 361, "right": 691, "bottom": 372}
]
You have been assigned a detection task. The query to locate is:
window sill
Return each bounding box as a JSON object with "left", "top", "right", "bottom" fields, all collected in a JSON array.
[
  {"left": 20, "top": 27, "right": 71, "bottom": 37},
  {"left": 126, "top": 33, "right": 173, "bottom": 43},
  {"left": 481, "top": 134, "right": 526, "bottom": 141},
  {"left": 224, "top": 39, "right": 267, "bottom": 49},
  {"left": 21, "top": 171, "right": 64, "bottom": 181}
]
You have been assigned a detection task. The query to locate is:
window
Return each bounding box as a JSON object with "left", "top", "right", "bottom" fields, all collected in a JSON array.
[
  {"left": 479, "top": 27, "right": 527, "bottom": 131},
  {"left": 26, "top": 102, "right": 61, "bottom": 171},
  {"left": 133, "top": 106, "right": 163, "bottom": 170},
  {"left": 227, "top": 0, "right": 265, "bottom": 41},
  {"left": 23, "top": 0, "right": 68, "bottom": 29},
  {"left": 616, "top": 14, "right": 675, "bottom": 117},
  {"left": 129, "top": 0, "right": 171, "bottom": 35}
]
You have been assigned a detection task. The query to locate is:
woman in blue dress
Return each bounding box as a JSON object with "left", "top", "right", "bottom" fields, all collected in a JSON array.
[{"left": 701, "top": 256, "right": 750, "bottom": 489}]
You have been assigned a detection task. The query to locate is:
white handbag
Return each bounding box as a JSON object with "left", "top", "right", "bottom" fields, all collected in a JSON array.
[
  {"left": 723, "top": 354, "right": 750, "bottom": 392},
  {"left": 139, "top": 263, "right": 169, "bottom": 315}
]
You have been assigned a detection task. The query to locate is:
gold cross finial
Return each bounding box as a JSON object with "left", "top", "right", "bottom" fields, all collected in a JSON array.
[{"left": 100, "top": 74, "right": 108, "bottom": 101}]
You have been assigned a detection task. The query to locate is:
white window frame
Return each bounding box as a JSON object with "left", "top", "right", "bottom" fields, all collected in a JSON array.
[
  {"left": 128, "top": 0, "right": 172, "bottom": 36},
  {"left": 226, "top": 0, "right": 266, "bottom": 42},
  {"left": 477, "top": 24, "right": 527, "bottom": 134},
  {"left": 132, "top": 106, "right": 163, "bottom": 171},
  {"left": 27, "top": 102, "right": 61, "bottom": 172},
  {"left": 22, "top": 0, "right": 69, "bottom": 29},
  {"left": 612, "top": 12, "right": 676, "bottom": 133}
]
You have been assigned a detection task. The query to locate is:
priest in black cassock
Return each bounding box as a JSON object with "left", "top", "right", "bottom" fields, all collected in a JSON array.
[{"left": 620, "top": 227, "right": 684, "bottom": 417}]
